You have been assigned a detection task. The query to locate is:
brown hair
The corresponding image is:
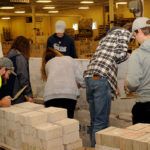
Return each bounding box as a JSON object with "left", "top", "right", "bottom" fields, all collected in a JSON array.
[
  {"left": 9, "top": 36, "right": 30, "bottom": 58},
  {"left": 141, "top": 26, "right": 150, "bottom": 36},
  {"left": 41, "top": 48, "right": 57, "bottom": 81},
  {"left": 122, "top": 23, "right": 133, "bottom": 32}
]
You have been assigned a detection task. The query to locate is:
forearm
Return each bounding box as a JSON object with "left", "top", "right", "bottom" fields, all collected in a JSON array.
[{"left": 0, "top": 101, "right": 3, "bottom": 107}]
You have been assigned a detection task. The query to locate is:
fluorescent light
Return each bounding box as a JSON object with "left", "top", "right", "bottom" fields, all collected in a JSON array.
[
  {"left": 36, "top": 0, "right": 52, "bottom": 3},
  {"left": 116, "top": 2, "right": 127, "bottom": 5},
  {"left": 78, "top": 6, "right": 89, "bottom": 9},
  {"left": 73, "top": 23, "right": 78, "bottom": 30},
  {"left": 0, "top": 6, "right": 14, "bottom": 9},
  {"left": 80, "top": 1, "right": 94, "bottom": 4},
  {"left": 42, "top": 6, "right": 55, "bottom": 9},
  {"left": 1, "top": 17, "right": 11, "bottom": 20},
  {"left": 15, "top": 11, "right": 25, "bottom": 13},
  {"left": 48, "top": 10, "right": 59, "bottom": 13}
]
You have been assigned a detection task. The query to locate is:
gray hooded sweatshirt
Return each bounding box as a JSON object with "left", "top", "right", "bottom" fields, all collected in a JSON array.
[
  {"left": 44, "top": 56, "right": 85, "bottom": 101},
  {"left": 127, "top": 38, "right": 150, "bottom": 102}
]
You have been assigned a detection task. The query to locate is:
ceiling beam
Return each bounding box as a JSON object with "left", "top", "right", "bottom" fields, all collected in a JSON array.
[{"left": 0, "top": 12, "right": 81, "bottom": 17}]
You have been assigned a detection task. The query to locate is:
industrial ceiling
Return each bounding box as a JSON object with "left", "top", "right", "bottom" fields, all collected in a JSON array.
[{"left": 0, "top": 0, "right": 109, "bottom": 14}]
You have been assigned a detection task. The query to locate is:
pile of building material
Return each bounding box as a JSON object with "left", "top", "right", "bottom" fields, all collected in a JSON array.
[
  {"left": 75, "top": 41, "right": 98, "bottom": 59},
  {"left": 0, "top": 102, "right": 82, "bottom": 150},
  {"left": 95, "top": 123, "right": 150, "bottom": 150}
]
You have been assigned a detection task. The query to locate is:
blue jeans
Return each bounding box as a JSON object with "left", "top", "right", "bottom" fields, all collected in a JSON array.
[{"left": 85, "top": 77, "right": 112, "bottom": 147}]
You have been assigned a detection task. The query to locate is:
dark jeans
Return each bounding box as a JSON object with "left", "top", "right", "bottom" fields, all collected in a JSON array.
[
  {"left": 44, "top": 98, "right": 77, "bottom": 118},
  {"left": 132, "top": 102, "right": 150, "bottom": 124}
]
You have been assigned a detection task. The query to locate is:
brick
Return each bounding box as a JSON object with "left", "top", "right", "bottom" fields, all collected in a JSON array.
[
  {"left": 109, "top": 114, "right": 132, "bottom": 128},
  {"left": 39, "top": 107, "right": 67, "bottom": 123},
  {"left": 118, "top": 112, "right": 132, "bottom": 121},
  {"left": 21, "top": 125, "right": 37, "bottom": 137},
  {"left": 55, "top": 118, "right": 79, "bottom": 135},
  {"left": 37, "top": 137, "right": 63, "bottom": 150},
  {"left": 19, "top": 111, "right": 46, "bottom": 125},
  {"left": 64, "top": 138, "right": 82, "bottom": 150},
  {"left": 22, "top": 142, "right": 36, "bottom": 150},
  {"left": 63, "top": 131, "right": 80, "bottom": 144},
  {"left": 96, "top": 127, "right": 116, "bottom": 145},
  {"left": 126, "top": 123, "right": 150, "bottom": 131},
  {"left": 7, "top": 129, "right": 20, "bottom": 140},
  {"left": 5, "top": 107, "right": 29, "bottom": 122},
  {"left": 14, "top": 102, "right": 44, "bottom": 111},
  {"left": 95, "top": 144, "right": 120, "bottom": 150},
  {"left": 96, "top": 127, "right": 138, "bottom": 149},
  {"left": 0, "top": 107, "right": 12, "bottom": 119},
  {"left": 132, "top": 133, "right": 150, "bottom": 150},
  {"left": 34, "top": 123, "right": 62, "bottom": 140}
]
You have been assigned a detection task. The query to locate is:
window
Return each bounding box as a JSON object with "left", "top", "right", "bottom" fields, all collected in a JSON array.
[
  {"left": 92, "top": 22, "right": 97, "bottom": 30},
  {"left": 73, "top": 23, "right": 78, "bottom": 30}
]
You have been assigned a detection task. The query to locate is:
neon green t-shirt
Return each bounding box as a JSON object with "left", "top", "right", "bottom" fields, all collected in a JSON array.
[{"left": 0, "top": 76, "right": 2, "bottom": 88}]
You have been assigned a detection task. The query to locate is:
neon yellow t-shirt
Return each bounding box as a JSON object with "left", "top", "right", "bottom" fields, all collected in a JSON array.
[{"left": 0, "top": 76, "right": 2, "bottom": 88}]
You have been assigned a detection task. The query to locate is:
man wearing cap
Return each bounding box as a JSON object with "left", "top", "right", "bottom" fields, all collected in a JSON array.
[
  {"left": 126, "top": 17, "right": 150, "bottom": 124},
  {"left": 47, "top": 20, "right": 77, "bottom": 58},
  {"left": 0, "top": 57, "right": 16, "bottom": 107}
]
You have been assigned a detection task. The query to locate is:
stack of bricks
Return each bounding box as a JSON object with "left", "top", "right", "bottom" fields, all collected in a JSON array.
[
  {"left": 0, "top": 102, "right": 82, "bottom": 150},
  {"left": 75, "top": 41, "right": 98, "bottom": 59},
  {"left": 0, "top": 102, "right": 44, "bottom": 149},
  {"left": 39, "top": 107, "right": 83, "bottom": 150},
  {"left": 0, "top": 107, "right": 30, "bottom": 149},
  {"left": 95, "top": 123, "right": 150, "bottom": 150}
]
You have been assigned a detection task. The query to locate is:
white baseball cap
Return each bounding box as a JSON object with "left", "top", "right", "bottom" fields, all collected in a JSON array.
[
  {"left": 132, "top": 17, "right": 150, "bottom": 32},
  {"left": 55, "top": 20, "right": 66, "bottom": 33}
]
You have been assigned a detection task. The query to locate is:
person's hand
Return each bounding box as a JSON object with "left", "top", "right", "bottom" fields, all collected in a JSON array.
[
  {"left": 124, "top": 80, "right": 127, "bottom": 91},
  {"left": 0, "top": 96, "right": 11, "bottom": 107},
  {"left": 0, "top": 67, "right": 6, "bottom": 76},
  {"left": 77, "top": 83, "right": 81, "bottom": 88},
  {"left": 117, "top": 88, "right": 120, "bottom": 97},
  {"left": 24, "top": 95, "right": 34, "bottom": 103}
]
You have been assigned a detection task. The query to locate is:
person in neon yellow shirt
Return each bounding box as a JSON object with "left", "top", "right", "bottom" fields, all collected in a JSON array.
[
  {"left": 0, "top": 57, "right": 16, "bottom": 107},
  {"left": 0, "top": 67, "right": 6, "bottom": 88}
]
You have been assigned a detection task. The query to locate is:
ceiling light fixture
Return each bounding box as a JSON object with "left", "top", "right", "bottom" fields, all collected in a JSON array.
[
  {"left": 80, "top": 1, "right": 94, "bottom": 4},
  {"left": 0, "top": 6, "right": 15, "bottom": 9},
  {"left": 42, "top": 6, "right": 55, "bottom": 9},
  {"left": 48, "top": 10, "right": 59, "bottom": 13},
  {"left": 15, "top": 11, "right": 25, "bottom": 13},
  {"left": 116, "top": 2, "right": 127, "bottom": 5},
  {"left": 1, "top": 17, "right": 11, "bottom": 20},
  {"left": 36, "top": 0, "right": 52, "bottom": 3},
  {"left": 10, "top": 0, "right": 29, "bottom": 3},
  {"left": 78, "top": 6, "right": 89, "bottom": 9},
  {"left": 116, "top": 2, "right": 127, "bottom": 8}
]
